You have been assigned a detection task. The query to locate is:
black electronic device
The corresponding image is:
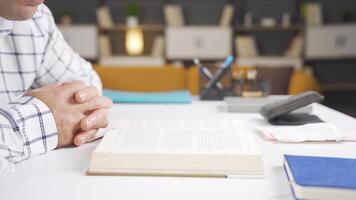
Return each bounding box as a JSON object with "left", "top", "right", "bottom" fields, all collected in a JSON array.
[{"left": 259, "top": 91, "right": 324, "bottom": 125}]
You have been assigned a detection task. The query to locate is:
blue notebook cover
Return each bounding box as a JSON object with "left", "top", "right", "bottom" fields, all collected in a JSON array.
[
  {"left": 103, "top": 89, "right": 192, "bottom": 104},
  {"left": 284, "top": 155, "right": 356, "bottom": 190}
]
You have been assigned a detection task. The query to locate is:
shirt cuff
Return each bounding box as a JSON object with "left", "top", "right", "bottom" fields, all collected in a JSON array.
[{"left": 6, "top": 96, "right": 58, "bottom": 160}]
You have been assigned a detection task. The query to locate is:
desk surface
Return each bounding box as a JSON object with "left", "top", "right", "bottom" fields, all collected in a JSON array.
[{"left": 1, "top": 101, "right": 356, "bottom": 200}]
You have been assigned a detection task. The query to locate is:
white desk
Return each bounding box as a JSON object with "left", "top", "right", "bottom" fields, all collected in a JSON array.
[{"left": 1, "top": 101, "right": 356, "bottom": 200}]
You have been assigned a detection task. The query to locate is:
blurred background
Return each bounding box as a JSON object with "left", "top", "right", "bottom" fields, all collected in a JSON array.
[{"left": 46, "top": 0, "right": 356, "bottom": 116}]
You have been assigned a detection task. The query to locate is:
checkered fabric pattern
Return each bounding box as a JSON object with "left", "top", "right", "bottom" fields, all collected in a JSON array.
[{"left": 0, "top": 4, "right": 102, "bottom": 164}]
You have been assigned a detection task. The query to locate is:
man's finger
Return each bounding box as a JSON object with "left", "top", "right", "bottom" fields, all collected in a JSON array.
[
  {"left": 81, "top": 108, "right": 109, "bottom": 131},
  {"left": 73, "top": 129, "right": 98, "bottom": 146},
  {"left": 79, "top": 96, "right": 112, "bottom": 112},
  {"left": 60, "top": 80, "right": 87, "bottom": 97},
  {"left": 75, "top": 85, "right": 99, "bottom": 103}
]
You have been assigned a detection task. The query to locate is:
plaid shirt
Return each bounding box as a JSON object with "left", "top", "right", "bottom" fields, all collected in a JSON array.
[{"left": 0, "top": 4, "right": 101, "bottom": 165}]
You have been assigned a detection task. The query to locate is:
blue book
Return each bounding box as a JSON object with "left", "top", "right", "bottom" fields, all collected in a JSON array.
[
  {"left": 103, "top": 89, "right": 192, "bottom": 104},
  {"left": 284, "top": 154, "right": 356, "bottom": 200}
]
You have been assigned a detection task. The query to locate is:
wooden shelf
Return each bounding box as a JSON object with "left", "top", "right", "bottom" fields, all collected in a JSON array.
[
  {"left": 235, "top": 24, "right": 304, "bottom": 32},
  {"left": 98, "top": 24, "right": 165, "bottom": 32},
  {"left": 321, "top": 83, "right": 356, "bottom": 92},
  {"left": 98, "top": 24, "right": 306, "bottom": 33},
  {"left": 237, "top": 56, "right": 303, "bottom": 68},
  {"left": 305, "top": 56, "right": 356, "bottom": 61}
]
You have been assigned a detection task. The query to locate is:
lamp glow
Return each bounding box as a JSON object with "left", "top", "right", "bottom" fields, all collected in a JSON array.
[{"left": 125, "top": 27, "right": 144, "bottom": 55}]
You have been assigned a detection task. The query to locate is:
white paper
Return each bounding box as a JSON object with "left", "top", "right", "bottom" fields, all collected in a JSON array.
[{"left": 258, "top": 123, "right": 344, "bottom": 142}]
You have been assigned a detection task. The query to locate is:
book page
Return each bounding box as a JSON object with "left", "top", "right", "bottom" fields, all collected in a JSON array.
[{"left": 97, "top": 119, "right": 260, "bottom": 154}]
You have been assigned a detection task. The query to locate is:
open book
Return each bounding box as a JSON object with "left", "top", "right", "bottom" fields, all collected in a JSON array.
[{"left": 88, "top": 119, "right": 263, "bottom": 177}]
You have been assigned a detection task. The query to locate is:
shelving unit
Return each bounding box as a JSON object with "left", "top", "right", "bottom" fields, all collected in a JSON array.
[
  {"left": 237, "top": 56, "right": 303, "bottom": 69},
  {"left": 234, "top": 23, "right": 305, "bottom": 69},
  {"left": 48, "top": 0, "right": 356, "bottom": 116},
  {"left": 98, "top": 24, "right": 305, "bottom": 60},
  {"left": 305, "top": 56, "right": 356, "bottom": 61},
  {"left": 98, "top": 24, "right": 165, "bottom": 32},
  {"left": 97, "top": 23, "right": 165, "bottom": 58},
  {"left": 235, "top": 24, "right": 304, "bottom": 32},
  {"left": 321, "top": 83, "right": 356, "bottom": 92}
]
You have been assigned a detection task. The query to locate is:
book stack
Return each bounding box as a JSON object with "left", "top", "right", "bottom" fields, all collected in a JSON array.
[
  {"left": 151, "top": 35, "right": 165, "bottom": 57},
  {"left": 164, "top": 4, "right": 185, "bottom": 26},
  {"left": 235, "top": 36, "right": 259, "bottom": 57},
  {"left": 285, "top": 36, "right": 303, "bottom": 57},
  {"left": 96, "top": 5, "right": 114, "bottom": 57},
  {"left": 220, "top": 4, "right": 234, "bottom": 27},
  {"left": 304, "top": 3, "right": 323, "bottom": 26},
  {"left": 284, "top": 155, "right": 356, "bottom": 200},
  {"left": 96, "top": 5, "right": 114, "bottom": 29},
  {"left": 98, "top": 35, "right": 112, "bottom": 57}
]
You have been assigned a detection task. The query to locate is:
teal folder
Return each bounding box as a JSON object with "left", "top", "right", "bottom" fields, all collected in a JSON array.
[{"left": 103, "top": 89, "right": 192, "bottom": 104}]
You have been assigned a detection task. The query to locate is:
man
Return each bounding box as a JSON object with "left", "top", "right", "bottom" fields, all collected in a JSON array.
[{"left": 0, "top": 0, "right": 112, "bottom": 174}]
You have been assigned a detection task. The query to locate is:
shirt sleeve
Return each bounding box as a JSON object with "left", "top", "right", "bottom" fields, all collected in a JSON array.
[
  {"left": 0, "top": 96, "right": 57, "bottom": 166},
  {"left": 0, "top": 5, "right": 102, "bottom": 170},
  {"left": 32, "top": 4, "right": 102, "bottom": 93}
]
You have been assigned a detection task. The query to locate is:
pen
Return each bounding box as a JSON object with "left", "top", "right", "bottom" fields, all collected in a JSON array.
[
  {"left": 205, "top": 55, "right": 235, "bottom": 89},
  {"left": 193, "top": 58, "right": 223, "bottom": 89}
]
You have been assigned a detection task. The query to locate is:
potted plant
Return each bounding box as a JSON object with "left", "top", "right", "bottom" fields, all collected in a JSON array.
[
  {"left": 126, "top": 2, "right": 139, "bottom": 27},
  {"left": 125, "top": 2, "right": 143, "bottom": 55}
]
